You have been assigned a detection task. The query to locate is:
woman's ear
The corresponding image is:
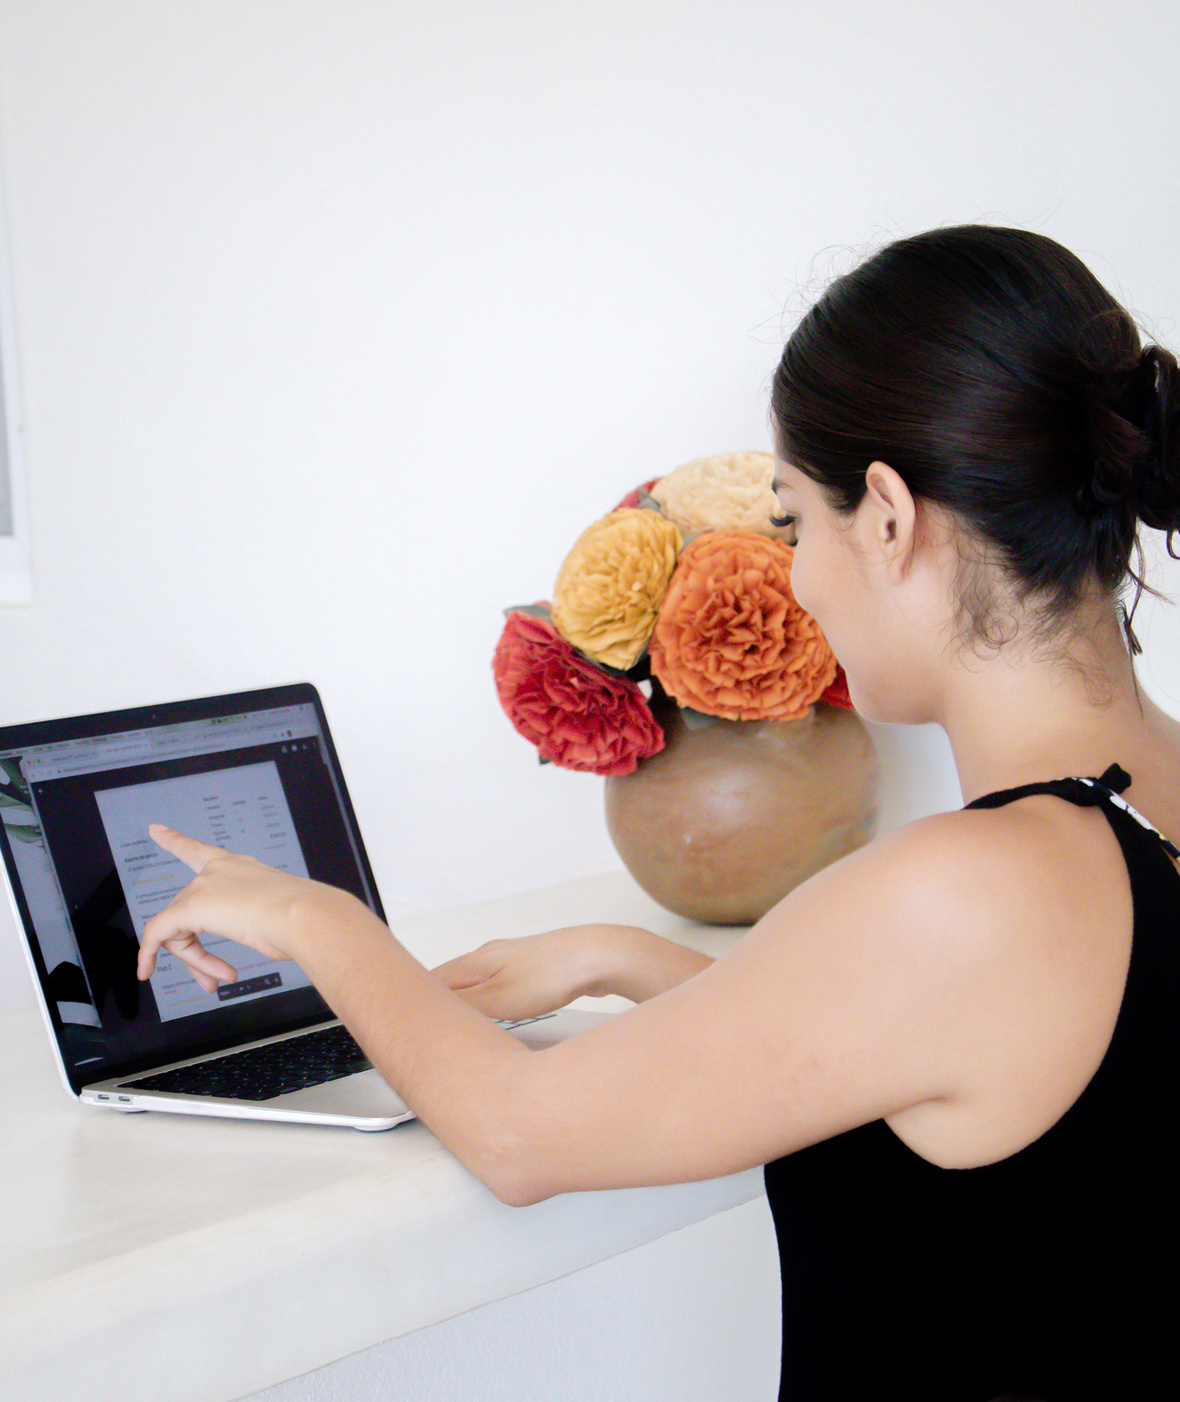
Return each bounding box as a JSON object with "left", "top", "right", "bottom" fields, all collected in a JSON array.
[{"left": 861, "top": 460, "right": 917, "bottom": 580}]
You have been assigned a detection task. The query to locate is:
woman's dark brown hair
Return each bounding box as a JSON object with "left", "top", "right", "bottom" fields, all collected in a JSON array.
[{"left": 771, "top": 225, "right": 1180, "bottom": 647}]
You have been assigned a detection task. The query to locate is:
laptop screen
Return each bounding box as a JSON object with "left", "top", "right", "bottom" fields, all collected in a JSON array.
[{"left": 0, "top": 684, "right": 384, "bottom": 1092}]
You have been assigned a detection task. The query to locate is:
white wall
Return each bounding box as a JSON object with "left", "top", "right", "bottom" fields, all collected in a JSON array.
[
  {"left": 3, "top": 6, "right": 1180, "bottom": 1400},
  {"left": 2, "top": 1, "right": 1178, "bottom": 1001}
]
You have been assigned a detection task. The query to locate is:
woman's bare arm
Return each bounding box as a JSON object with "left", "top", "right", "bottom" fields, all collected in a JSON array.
[{"left": 138, "top": 805, "right": 1091, "bottom": 1207}]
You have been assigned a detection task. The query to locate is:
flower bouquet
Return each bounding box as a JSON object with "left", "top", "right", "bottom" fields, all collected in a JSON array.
[{"left": 492, "top": 451, "right": 853, "bottom": 777}]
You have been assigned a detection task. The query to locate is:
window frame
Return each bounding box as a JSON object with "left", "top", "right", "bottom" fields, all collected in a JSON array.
[{"left": 0, "top": 170, "right": 29, "bottom": 604}]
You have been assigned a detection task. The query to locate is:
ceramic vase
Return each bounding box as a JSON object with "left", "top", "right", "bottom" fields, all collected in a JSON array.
[{"left": 604, "top": 687, "right": 879, "bottom": 925}]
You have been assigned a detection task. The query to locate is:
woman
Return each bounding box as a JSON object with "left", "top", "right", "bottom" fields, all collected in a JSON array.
[{"left": 138, "top": 226, "right": 1180, "bottom": 1401}]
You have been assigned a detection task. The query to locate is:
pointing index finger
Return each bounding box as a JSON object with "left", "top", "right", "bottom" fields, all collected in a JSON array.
[{"left": 149, "top": 824, "right": 224, "bottom": 873}]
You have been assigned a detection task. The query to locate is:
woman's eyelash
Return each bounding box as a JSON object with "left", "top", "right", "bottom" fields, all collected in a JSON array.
[{"left": 769, "top": 510, "right": 796, "bottom": 529}]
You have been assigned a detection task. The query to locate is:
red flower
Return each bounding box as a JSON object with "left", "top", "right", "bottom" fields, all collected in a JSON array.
[
  {"left": 493, "top": 609, "right": 665, "bottom": 776},
  {"left": 614, "top": 477, "right": 661, "bottom": 510},
  {"left": 819, "top": 665, "right": 854, "bottom": 711}
]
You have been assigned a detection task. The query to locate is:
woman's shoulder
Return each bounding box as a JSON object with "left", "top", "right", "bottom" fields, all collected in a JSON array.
[
  {"left": 816, "top": 793, "right": 1120, "bottom": 928},
  {"left": 742, "top": 782, "right": 1128, "bottom": 1017},
  {"left": 875, "top": 773, "right": 1133, "bottom": 882},
  {"left": 832, "top": 798, "right": 1134, "bottom": 1165},
  {"left": 827, "top": 793, "right": 1134, "bottom": 1000}
]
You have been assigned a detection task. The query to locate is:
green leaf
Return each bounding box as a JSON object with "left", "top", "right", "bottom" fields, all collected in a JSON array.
[
  {"left": 504, "top": 602, "right": 553, "bottom": 622},
  {"left": 0, "top": 758, "right": 31, "bottom": 804}
]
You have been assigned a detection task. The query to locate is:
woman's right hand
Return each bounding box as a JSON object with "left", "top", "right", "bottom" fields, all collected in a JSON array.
[{"left": 431, "top": 924, "right": 639, "bottom": 1022}]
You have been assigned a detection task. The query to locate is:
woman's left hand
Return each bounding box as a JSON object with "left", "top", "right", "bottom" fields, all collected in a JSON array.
[{"left": 136, "top": 825, "right": 322, "bottom": 993}]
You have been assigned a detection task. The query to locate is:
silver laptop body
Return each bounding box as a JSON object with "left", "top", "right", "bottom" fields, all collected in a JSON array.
[{"left": 0, "top": 684, "right": 588, "bottom": 1132}]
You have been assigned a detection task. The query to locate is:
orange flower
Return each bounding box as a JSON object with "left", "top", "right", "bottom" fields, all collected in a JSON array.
[
  {"left": 551, "top": 508, "right": 682, "bottom": 670},
  {"left": 650, "top": 529, "right": 836, "bottom": 720}
]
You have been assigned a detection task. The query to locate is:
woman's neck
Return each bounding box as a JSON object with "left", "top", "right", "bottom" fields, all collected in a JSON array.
[{"left": 936, "top": 599, "right": 1152, "bottom": 804}]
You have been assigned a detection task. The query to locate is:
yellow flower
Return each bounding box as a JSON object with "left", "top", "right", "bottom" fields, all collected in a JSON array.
[
  {"left": 551, "top": 509, "right": 683, "bottom": 670},
  {"left": 650, "top": 451, "right": 792, "bottom": 539}
]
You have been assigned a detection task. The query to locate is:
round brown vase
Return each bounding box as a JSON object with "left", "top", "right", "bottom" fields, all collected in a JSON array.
[{"left": 604, "top": 693, "right": 879, "bottom": 925}]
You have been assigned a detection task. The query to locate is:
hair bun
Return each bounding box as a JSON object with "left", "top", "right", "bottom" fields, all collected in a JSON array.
[
  {"left": 1081, "top": 344, "right": 1180, "bottom": 540},
  {"left": 1135, "top": 345, "right": 1180, "bottom": 537}
]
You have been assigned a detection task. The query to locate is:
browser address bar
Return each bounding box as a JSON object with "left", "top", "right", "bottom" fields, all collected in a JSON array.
[{"left": 24, "top": 722, "right": 321, "bottom": 781}]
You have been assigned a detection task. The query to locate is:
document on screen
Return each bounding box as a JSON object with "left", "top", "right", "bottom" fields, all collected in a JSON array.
[{"left": 94, "top": 761, "right": 314, "bottom": 1021}]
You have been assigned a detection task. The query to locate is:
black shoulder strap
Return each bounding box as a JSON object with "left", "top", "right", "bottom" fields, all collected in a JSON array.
[
  {"left": 966, "top": 763, "right": 1179, "bottom": 859},
  {"left": 965, "top": 762, "right": 1131, "bottom": 812}
]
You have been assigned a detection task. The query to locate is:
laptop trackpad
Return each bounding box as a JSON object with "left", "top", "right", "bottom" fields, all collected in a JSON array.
[
  {"left": 509, "top": 1006, "right": 611, "bottom": 1048},
  {"left": 280, "top": 1067, "right": 409, "bottom": 1118}
]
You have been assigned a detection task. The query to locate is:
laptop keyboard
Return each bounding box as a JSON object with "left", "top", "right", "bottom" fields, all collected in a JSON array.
[
  {"left": 119, "top": 1023, "right": 371, "bottom": 1102},
  {"left": 116, "top": 1013, "right": 556, "bottom": 1103}
]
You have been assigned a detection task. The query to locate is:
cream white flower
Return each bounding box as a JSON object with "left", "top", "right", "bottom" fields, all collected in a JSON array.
[{"left": 650, "top": 451, "right": 791, "bottom": 539}]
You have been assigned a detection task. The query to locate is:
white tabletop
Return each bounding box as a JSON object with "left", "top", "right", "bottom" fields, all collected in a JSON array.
[{"left": 0, "top": 871, "right": 762, "bottom": 1402}]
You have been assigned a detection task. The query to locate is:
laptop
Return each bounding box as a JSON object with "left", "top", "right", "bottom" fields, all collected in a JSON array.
[{"left": 0, "top": 683, "right": 599, "bottom": 1131}]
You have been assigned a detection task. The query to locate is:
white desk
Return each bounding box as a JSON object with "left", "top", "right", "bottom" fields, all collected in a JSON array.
[{"left": 0, "top": 871, "right": 773, "bottom": 1402}]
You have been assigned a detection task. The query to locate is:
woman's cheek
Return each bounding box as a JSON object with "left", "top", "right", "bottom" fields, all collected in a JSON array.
[
  {"left": 790, "top": 543, "right": 848, "bottom": 673},
  {"left": 788, "top": 546, "right": 818, "bottom": 620}
]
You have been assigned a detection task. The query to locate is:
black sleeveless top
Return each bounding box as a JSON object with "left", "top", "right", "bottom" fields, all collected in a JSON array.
[{"left": 763, "top": 766, "right": 1179, "bottom": 1402}]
